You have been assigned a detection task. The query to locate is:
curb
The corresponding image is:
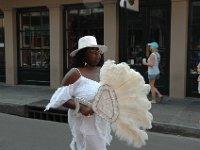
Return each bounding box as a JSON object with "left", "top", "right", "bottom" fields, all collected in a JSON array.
[
  {"left": 0, "top": 102, "right": 25, "bottom": 117},
  {"left": 151, "top": 122, "right": 200, "bottom": 138},
  {"left": 0, "top": 102, "right": 200, "bottom": 139}
]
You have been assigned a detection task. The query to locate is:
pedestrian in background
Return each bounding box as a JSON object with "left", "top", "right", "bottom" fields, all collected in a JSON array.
[
  {"left": 142, "top": 42, "right": 163, "bottom": 104},
  {"left": 197, "top": 62, "right": 200, "bottom": 94},
  {"left": 61, "top": 36, "right": 111, "bottom": 150}
]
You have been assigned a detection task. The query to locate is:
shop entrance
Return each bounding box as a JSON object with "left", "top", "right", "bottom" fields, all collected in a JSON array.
[{"left": 119, "top": 0, "right": 171, "bottom": 95}]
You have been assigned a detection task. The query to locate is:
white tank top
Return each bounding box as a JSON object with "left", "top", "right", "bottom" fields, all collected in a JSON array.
[{"left": 147, "top": 52, "right": 160, "bottom": 75}]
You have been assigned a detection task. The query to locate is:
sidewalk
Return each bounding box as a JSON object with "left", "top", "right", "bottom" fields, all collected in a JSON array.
[{"left": 0, "top": 83, "right": 200, "bottom": 138}]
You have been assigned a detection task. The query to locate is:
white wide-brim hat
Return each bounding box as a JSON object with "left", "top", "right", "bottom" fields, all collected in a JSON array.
[{"left": 70, "top": 35, "right": 108, "bottom": 57}]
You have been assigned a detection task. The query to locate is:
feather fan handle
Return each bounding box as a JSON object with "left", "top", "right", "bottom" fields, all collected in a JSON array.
[{"left": 99, "top": 60, "right": 153, "bottom": 148}]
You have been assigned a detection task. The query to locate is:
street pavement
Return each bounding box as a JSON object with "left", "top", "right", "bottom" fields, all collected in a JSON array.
[
  {"left": 1, "top": 112, "right": 200, "bottom": 150},
  {"left": 0, "top": 83, "right": 200, "bottom": 138}
]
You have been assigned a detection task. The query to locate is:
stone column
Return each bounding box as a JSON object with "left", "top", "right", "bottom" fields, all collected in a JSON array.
[
  {"left": 103, "top": 0, "right": 119, "bottom": 62},
  {"left": 48, "top": 5, "right": 63, "bottom": 89},
  {"left": 3, "top": 8, "right": 17, "bottom": 85},
  {"left": 170, "top": 0, "right": 189, "bottom": 98}
]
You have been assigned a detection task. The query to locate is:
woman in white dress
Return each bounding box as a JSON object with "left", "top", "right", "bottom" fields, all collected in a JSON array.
[{"left": 61, "top": 36, "right": 111, "bottom": 150}]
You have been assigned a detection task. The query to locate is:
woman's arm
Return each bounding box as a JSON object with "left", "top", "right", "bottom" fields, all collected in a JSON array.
[
  {"left": 61, "top": 69, "right": 80, "bottom": 86},
  {"left": 143, "top": 54, "right": 155, "bottom": 67},
  {"left": 61, "top": 69, "right": 94, "bottom": 116}
]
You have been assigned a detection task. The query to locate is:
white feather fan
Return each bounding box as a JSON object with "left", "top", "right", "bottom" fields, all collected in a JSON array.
[
  {"left": 45, "top": 59, "right": 153, "bottom": 148},
  {"left": 97, "top": 60, "right": 153, "bottom": 148}
]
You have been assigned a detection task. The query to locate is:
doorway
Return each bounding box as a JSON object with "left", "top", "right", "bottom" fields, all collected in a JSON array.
[{"left": 119, "top": 0, "right": 171, "bottom": 95}]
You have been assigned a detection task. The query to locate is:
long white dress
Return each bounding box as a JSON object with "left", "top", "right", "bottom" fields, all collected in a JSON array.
[
  {"left": 67, "top": 74, "right": 112, "bottom": 150},
  {"left": 45, "top": 69, "right": 112, "bottom": 150},
  {"left": 46, "top": 60, "right": 152, "bottom": 149}
]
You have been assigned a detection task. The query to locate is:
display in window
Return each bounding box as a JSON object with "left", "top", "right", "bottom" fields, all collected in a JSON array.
[
  {"left": 31, "top": 51, "right": 49, "bottom": 68},
  {"left": 20, "top": 50, "right": 49, "bottom": 68}
]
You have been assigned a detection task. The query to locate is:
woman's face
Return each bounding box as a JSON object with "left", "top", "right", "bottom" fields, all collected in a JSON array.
[
  {"left": 149, "top": 46, "right": 153, "bottom": 51},
  {"left": 86, "top": 47, "right": 102, "bottom": 66},
  {"left": 149, "top": 46, "right": 155, "bottom": 52}
]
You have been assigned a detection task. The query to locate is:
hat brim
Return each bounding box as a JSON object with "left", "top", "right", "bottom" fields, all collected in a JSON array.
[
  {"left": 70, "top": 45, "right": 108, "bottom": 57},
  {"left": 147, "top": 43, "right": 158, "bottom": 48}
]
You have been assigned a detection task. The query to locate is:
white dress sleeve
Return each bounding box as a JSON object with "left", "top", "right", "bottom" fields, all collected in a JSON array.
[{"left": 44, "top": 85, "right": 73, "bottom": 111}]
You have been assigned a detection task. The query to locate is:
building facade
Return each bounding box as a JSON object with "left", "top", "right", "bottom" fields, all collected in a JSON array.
[{"left": 0, "top": 0, "right": 199, "bottom": 99}]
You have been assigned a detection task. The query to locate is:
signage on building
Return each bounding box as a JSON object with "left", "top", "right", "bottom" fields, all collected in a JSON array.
[{"left": 120, "top": 0, "right": 139, "bottom": 12}]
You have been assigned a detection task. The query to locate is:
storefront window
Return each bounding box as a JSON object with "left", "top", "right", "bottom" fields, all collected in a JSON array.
[
  {"left": 64, "top": 4, "right": 103, "bottom": 69},
  {"left": 18, "top": 9, "right": 50, "bottom": 69},
  {"left": 17, "top": 7, "right": 50, "bottom": 85},
  {"left": 187, "top": 0, "right": 200, "bottom": 97},
  {"left": 0, "top": 11, "right": 5, "bottom": 82},
  {"left": 189, "top": 1, "right": 200, "bottom": 73},
  {"left": 0, "top": 12, "right": 4, "bottom": 67}
]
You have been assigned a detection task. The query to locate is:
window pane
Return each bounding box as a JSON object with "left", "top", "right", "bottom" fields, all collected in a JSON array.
[
  {"left": 20, "top": 30, "right": 31, "bottom": 48},
  {"left": 127, "top": 26, "right": 143, "bottom": 65},
  {"left": 41, "top": 31, "right": 49, "bottom": 48},
  {"left": 32, "top": 31, "right": 41, "bottom": 48},
  {"left": 31, "top": 12, "right": 41, "bottom": 30},
  {"left": 42, "top": 11, "right": 49, "bottom": 27},
  {"left": 190, "top": 2, "right": 200, "bottom": 50},
  {"left": 20, "top": 50, "right": 31, "bottom": 67},
  {"left": 20, "top": 13, "right": 30, "bottom": 30},
  {"left": 150, "top": 9, "right": 168, "bottom": 48}
]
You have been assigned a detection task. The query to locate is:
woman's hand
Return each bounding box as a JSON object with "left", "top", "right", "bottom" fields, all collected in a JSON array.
[
  {"left": 79, "top": 104, "right": 94, "bottom": 116},
  {"left": 143, "top": 61, "right": 147, "bottom": 65}
]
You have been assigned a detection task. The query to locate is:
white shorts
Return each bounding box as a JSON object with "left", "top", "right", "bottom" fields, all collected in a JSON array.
[{"left": 198, "top": 82, "right": 200, "bottom": 94}]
